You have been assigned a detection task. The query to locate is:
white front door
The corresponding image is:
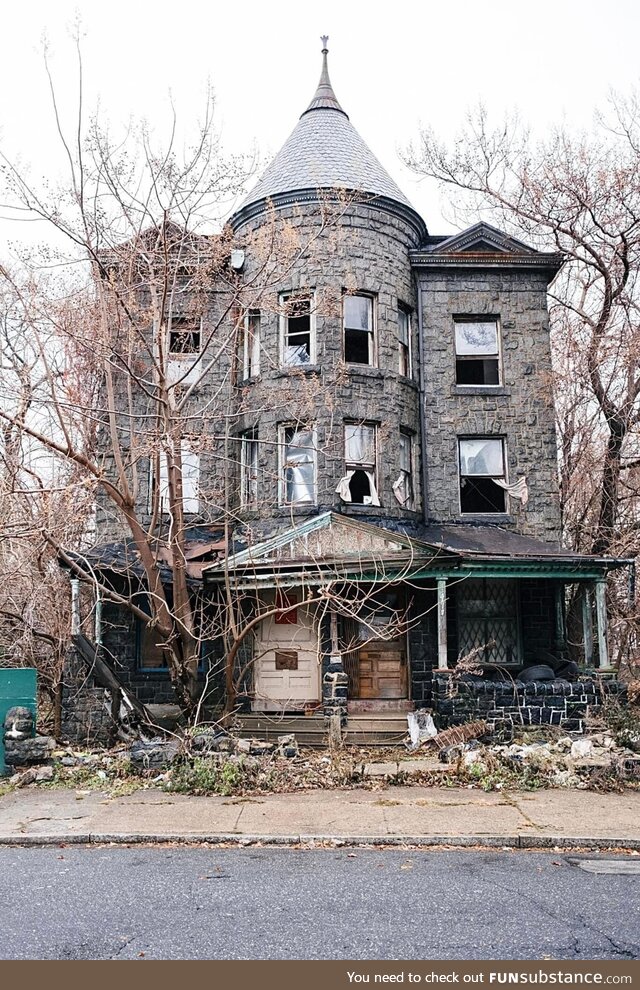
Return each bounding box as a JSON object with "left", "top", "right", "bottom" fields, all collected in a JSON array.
[{"left": 253, "top": 592, "right": 320, "bottom": 711}]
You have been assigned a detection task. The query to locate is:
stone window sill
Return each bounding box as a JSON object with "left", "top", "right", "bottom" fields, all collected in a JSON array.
[
  {"left": 453, "top": 386, "right": 511, "bottom": 397},
  {"left": 273, "top": 364, "right": 321, "bottom": 378},
  {"left": 458, "top": 513, "right": 515, "bottom": 524}
]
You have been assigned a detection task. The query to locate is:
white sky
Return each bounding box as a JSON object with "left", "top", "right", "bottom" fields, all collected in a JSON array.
[{"left": 1, "top": 0, "right": 639, "bottom": 253}]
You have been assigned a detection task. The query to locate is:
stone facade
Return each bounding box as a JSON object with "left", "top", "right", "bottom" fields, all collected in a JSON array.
[
  {"left": 231, "top": 199, "right": 424, "bottom": 525},
  {"left": 417, "top": 264, "right": 561, "bottom": 542}
]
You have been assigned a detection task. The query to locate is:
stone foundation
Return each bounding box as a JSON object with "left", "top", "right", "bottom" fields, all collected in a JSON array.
[{"left": 433, "top": 673, "right": 626, "bottom": 736}]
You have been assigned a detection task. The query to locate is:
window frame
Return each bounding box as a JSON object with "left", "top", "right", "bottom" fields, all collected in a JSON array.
[
  {"left": 456, "top": 577, "right": 522, "bottom": 667},
  {"left": 241, "top": 309, "right": 261, "bottom": 380},
  {"left": 278, "top": 423, "right": 318, "bottom": 507},
  {"left": 458, "top": 436, "right": 508, "bottom": 515},
  {"left": 454, "top": 316, "right": 501, "bottom": 387},
  {"left": 239, "top": 428, "right": 259, "bottom": 509},
  {"left": 395, "top": 429, "right": 414, "bottom": 509},
  {"left": 343, "top": 421, "right": 379, "bottom": 506},
  {"left": 167, "top": 315, "right": 202, "bottom": 357},
  {"left": 343, "top": 292, "right": 376, "bottom": 367},
  {"left": 398, "top": 304, "right": 412, "bottom": 378},
  {"left": 154, "top": 441, "right": 200, "bottom": 514},
  {"left": 279, "top": 291, "right": 316, "bottom": 368}
]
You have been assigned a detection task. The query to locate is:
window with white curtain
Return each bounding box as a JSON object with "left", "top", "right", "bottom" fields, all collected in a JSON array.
[
  {"left": 343, "top": 294, "right": 375, "bottom": 365},
  {"left": 336, "top": 422, "right": 380, "bottom": 505},
  {"left": 279, "top": 426, "right": 317, "bottom": 505}
]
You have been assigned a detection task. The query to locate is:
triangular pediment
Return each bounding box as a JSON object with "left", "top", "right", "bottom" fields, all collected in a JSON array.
[
  {"left": 205, "top": 513, "right": 448, "bottom": 575},
  {"left": 433, "top": 222, "right": 536, "bottom": 256}
]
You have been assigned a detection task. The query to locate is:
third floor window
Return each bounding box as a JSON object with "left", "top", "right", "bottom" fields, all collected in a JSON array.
[
  {"left": 344, "top": 294, "right": 375, "bottom": 366},
  {"left": 281, "top": 293, "right": 315, "bottom": 367},
  {"left": 454, "top": 318, "right": 500, "bottom": 385}
]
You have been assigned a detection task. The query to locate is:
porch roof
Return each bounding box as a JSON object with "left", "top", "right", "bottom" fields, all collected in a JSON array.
[
  {"left": 202, "top": 514, "right": 630, "bottom": 586},
  {"left": 202, "top": 512, "right": 459, "bottom": 586},
  {"left": 415, "top": 523, "right": 632, "bottom": 581}
]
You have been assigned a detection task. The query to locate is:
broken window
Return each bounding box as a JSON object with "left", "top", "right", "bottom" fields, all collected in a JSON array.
[
  {"left": 240, "top": 429, "right": 258, "bottom": 508},
  {"left": 168, "top": 315, "right": 201, "bottom": 354},
  {"left": 337, "top": 423, "right": 380, "bottom": 505},
  {"left": 280, "top": 426, "right": 317, "bottom": 505},
  {"left": 241, "top": 310, "right": 261, "bottom": 379},
  {"left": 398, "top": 305, "right": 412, "bottom": 377},
  {"left": 459, "top": 438, "right": 506, "bottom": 513},
  {"left": 344, "top": 294, "right": 374, "bottom": 365},
  {"left": 393, "top": 431, "right": 414, "bottom": 508},
  {"left": 155, "top": 442, "right": 200, "bottom": 513},
  {"left": 454, "top": 319, "right": 500, "bottom": 385},
  {"left": 281, "top": 293, "right": 314, "bottom": 366},
  {"left": 457, "top": 578, "right": 520, "bottom": 666}
]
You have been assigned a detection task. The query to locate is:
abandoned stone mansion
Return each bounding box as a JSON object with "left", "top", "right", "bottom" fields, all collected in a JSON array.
[{"left": 62, "top": 42, "right": 629, "bottom": 744}]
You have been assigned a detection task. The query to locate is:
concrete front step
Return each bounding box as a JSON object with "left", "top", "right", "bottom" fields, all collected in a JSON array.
[{"left": 235, "top": 712, "right": 409, "bottom": 747}]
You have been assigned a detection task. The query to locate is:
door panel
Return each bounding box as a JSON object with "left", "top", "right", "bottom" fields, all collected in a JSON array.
[{"left": 357, "top": 642, "right": 407, "bottom": 699}]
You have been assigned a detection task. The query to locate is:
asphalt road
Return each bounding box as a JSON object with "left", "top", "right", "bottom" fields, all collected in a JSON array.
[{"left": 3, "top": 847, "right": 640, "bottom": 960}]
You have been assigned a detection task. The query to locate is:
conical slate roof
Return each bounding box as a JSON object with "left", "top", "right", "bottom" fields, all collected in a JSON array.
[{"left": 235, "top": 41, "right": 417, "bottom": 219}]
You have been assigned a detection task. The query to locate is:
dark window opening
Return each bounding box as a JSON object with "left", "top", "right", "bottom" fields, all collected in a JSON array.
[
  {"left": 344, "top": 329, "right": 371, "bottom": 364},
  {"left": 456, "top": 358, "right": 499, "bottom": 385},
  {"left": 349, "top": 469, "right": 372, "bottom": 504},
  {"left": 343, "top": 294, "right": 374, "bottom": 366},
  {"left": 460, "top": 477, "right": 506, "bottom": 513},
  {"left": 169, "top": 317, "right": 201, "bottom": 354}
]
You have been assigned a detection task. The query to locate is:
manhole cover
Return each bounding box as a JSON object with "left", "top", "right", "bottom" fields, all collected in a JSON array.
[{"left": 572, "top": 859, "right": 640, "bottom": 875}]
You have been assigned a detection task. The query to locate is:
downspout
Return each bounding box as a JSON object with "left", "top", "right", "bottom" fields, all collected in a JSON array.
[{"left": 416, "top": 275, "right": 430, "bottom": 525}]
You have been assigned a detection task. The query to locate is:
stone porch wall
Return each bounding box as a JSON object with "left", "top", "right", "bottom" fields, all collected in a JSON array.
[{"left": 432, "top": 673, "right": 626, "bottom": 736}]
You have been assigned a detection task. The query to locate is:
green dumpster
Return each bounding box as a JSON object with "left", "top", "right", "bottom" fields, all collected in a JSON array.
[{"left": 0, "top": 668, "right": 37, "bottom": 777}]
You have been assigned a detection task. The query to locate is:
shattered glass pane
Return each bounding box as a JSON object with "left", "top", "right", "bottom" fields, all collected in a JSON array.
[
  {"left": 459, "top": 438, "right": 504, "bottom": 476},
  {"left": 455, "top": 321, "right": 498, "bottom": 356}
]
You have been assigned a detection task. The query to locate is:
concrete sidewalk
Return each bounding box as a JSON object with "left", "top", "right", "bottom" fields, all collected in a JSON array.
[{"left": 1, "top": 784, "right": 639, "bottom": 848}]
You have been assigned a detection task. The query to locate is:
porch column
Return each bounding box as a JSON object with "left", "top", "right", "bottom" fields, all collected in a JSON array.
[
  {"left": 594, "top": 579, "right": 610, "bottom": 669},
  {"left": 70, "top": 578, "right": 81, "bottom": 636},
  {"left": 554, "top": 583, "right": 566, "bottom": 649},
  {"left": 95, "top": 595, "right": 103, "bottom": 647},
  {"left": 582, "top": 584, "right": 594, "bottom": 667},
  {"left": 437, "top": 578, "right": 448, "bottom": 670}
]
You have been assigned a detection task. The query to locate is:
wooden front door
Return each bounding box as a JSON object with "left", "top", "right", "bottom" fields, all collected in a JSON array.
[
  {"left": 253, "top": 592, "right": 320, "bottom": 711},
  {"left": 356, "top": 640, "right": 407, "bottom": 699}
]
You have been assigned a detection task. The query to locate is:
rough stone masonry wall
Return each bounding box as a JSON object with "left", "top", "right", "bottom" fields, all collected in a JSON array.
[
  {"left": 432, "top": 673, "right": 626, "bottom": 736},
  {"left": 417, "top": 268, "right": 561, "bottom": 544},
  {"left": 232, "top": 199, "right": 424, "bottom": 525}
]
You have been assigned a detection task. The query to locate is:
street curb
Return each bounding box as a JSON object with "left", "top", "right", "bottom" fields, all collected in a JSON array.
[{"left": 0, "top": 832, "right": 638, "bottom": 849}]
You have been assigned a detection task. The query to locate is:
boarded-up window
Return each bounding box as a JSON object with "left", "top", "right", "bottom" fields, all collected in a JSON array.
[{"left": 275, "top": 650, "right": 299, "bottom": 670}]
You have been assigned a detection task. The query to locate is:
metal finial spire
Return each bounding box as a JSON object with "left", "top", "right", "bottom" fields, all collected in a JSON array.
[{"left": 301, "top": 36, "right": 348, "bottom": 118}]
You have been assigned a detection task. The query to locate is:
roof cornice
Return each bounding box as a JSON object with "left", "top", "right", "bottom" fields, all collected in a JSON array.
[
  {"left": 409, "top": 250, "right": 564, "bottom": 276},
  {"left": 232, "top": 187, "right": 428, "bottom": 242}
]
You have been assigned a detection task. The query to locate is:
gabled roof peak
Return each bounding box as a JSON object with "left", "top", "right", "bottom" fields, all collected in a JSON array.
[{"left": 301, "top": 37, "right": 348, "bottom": 119}]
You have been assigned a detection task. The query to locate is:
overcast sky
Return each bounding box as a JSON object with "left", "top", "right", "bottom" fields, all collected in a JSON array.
[{"left": 1, "top": 0, "right": 638, "bottom": 254}]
